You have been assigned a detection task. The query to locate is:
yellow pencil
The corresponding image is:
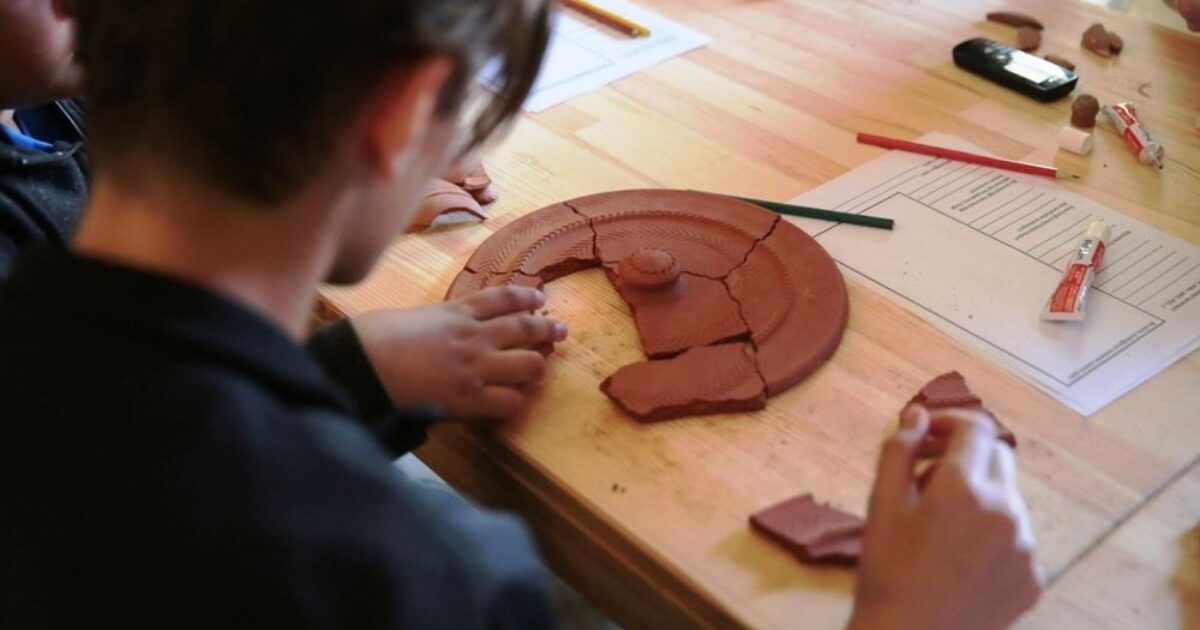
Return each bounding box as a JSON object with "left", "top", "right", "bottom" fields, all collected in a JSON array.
[{"left": 560, "top": 0, "right": 651, "bottom": 37}]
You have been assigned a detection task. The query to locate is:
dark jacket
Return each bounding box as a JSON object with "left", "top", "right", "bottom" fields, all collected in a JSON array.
[
  {"left": 0, "top": 99, "right": 89, "bottom": 278},
  {"left": 0, "top": 248, "right": 554, "bottom": 629}
]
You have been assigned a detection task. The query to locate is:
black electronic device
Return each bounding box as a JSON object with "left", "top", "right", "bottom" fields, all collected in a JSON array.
[{"left": 953, "top": 38, "right": 1078, "bottom": 102}]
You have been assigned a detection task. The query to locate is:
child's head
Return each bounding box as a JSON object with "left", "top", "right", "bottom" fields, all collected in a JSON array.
[
  {"left": 73, "top": 0, "right": 549, "bottom": 281},
  {"left": 0, "top": 0, "right": 81, "bottom": 109}
]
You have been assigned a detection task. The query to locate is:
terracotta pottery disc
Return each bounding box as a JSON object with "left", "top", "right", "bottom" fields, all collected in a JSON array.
[
  {"left": 749, "top": 494, "right": 865, "bottom": 566},
  {"left": 445, "top": 190, "right": 849, "bottom": 422}
]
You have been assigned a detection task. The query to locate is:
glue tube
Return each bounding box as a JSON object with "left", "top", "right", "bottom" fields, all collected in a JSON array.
[
  {"left": 1102, "top": 102, "right": 1165, "bottom": 169},
  {"left": 1042, "top": 221, "right": 1110, "bottom": 322}
]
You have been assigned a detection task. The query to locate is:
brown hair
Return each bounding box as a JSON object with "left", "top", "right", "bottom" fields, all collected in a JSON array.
[{"left": 72, "top": 0, "right": 550, "bottom": 203}]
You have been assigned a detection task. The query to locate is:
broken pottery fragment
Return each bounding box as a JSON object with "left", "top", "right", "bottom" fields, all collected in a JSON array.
[
  {"left": 407, "top": 179, "right": 489, "bottom": 234},
  {"left": 908, "top": 371, "right": 1017, "bottom": 448},
  {"left": 986, "top": 11, "right": 1044, "bottom": 30},
  {"left": 601, "top": 343, "right": 766, "bottom": 422},
  {"left": 750, "top": 494, "right": 865, "bottom": 566},
  {"left": 606, "top": 254, "right": 749, "bottom": 360},
  {"left": 407, "top": 160, "right": 498, "bottom": 234},
  {"left": 1072, "top": 94, "right": 1101, "bottom": 129},
  {"left": 444, "top": 157, "right": 498, "bottom": 205},
  {"left": 1082, "top": 23, "right": 1123, "bottom": 58},
  {"left": 446, "top": 190, "right": 849, "bottom": 421}
]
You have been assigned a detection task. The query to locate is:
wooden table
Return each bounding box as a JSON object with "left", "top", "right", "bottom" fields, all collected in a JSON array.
[{"left": 321, "top": 1, "right": 1200, "bottom": 627}]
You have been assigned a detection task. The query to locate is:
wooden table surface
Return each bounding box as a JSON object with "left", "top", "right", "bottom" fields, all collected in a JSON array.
[{"left": 321, "top": 1, "right": 1200, "bottom": 628}]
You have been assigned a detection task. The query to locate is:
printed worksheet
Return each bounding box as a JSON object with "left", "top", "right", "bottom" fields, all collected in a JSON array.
[
  {"left": 484, "top": 0, "right": 710, "bottom": 112},
  {"left": 790, "top": 133, "right": 1200, "bottom": 416}
]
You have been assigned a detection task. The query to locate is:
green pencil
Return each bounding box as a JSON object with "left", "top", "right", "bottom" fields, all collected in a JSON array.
[{"left": 734, "top": 196, "right": 895, "bottom": 231}]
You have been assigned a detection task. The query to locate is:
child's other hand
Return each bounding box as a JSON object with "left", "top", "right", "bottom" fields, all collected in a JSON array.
[
  {"left": 1168, "top": 0, "right": 1200, "bottom": 30},
  {"left": 849, "top": 406, "right": 1043, "bottom": 630},
  {"left": 351, "top": 286, "right": 567, "bottom": 423}
]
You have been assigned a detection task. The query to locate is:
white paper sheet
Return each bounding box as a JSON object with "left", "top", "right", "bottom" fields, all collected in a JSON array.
[
  {"left": 485, "top": 0, "right": 710, "bottom": 112},
  {"left": 789, "top": 133, "right": 1200, "bottom": 416}
]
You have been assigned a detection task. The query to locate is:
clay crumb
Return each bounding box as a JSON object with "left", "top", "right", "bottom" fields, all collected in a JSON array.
[
  {"left": 1071, "top": 95, "right": 1100, "bottom": 129},
  {"left": 1082, "top": 23, "right": 1122, "bottom": 57},
  {"left": 1043, "top": 54, "right": 1075, "bottom": 71},
  {"left": 1137, "top": 82, "right": 1152, "bottom": 98},
  {"left": 986, "top": 11, "right": 1044, "bottom": 30}
]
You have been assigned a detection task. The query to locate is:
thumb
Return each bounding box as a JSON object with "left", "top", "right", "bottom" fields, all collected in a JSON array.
[{"left": 867, "top": 404, "right": 929, "bottom": 526}]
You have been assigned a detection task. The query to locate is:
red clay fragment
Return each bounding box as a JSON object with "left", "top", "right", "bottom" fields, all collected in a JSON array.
[
  {"left": 456, "top": 202, "right": 597, "bottom": 279},
  {"left": 571, "top": 190, "right": 777, "bottom": 278},
  {"left": 908, "top": 372, "right": 1017, "bottom": 448},
  {"left": 444, "top": 158, "right": 498, "bottom": 205},
  {"left": 750, "top": 494, "right": 865, "bottom": 566},
  {"left": 726, "top": 218, "right": 849, "bottom": 396},
  {"left": 606, "top": 265, "right": 749, "bottom": 360},
  {"left": 407, "top": 180, "right": 489, "bottom": 234},
  {"left": 600, "top": 343, "right": 766, "bottom": 422},
  {"left": 986, "top": 11, "right": 1044, "bottom": 30},
  {"left": 1082, "top": 23, "right": 1121, "bottom": 58}
]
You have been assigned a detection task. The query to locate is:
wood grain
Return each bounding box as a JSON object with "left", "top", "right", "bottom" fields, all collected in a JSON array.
[{"left": 321, "top": 1, "right": 1200, "bottom": 627}]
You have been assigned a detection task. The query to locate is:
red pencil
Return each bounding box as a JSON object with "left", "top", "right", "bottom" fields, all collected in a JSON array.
[{"left": 857, "top": 133, "right": 1077, "bottom": 180}]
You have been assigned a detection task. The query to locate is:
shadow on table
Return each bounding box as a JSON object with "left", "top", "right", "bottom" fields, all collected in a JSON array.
[{"left": 714, "top": 527, "right": 856, "bottom": 595}]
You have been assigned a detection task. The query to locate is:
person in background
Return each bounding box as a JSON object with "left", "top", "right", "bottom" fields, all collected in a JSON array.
[
  {"left": 0, "top": 0, "right": 87, "bottom": 277},
  {"left": 0, "top": 1, "right": 1041, "bottom": 628}
]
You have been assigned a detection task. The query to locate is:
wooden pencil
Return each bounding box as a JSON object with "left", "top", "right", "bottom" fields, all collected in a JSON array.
[
  {"left": 735, "top": 196, "right": 896, "bottom": 230},
  {"left": 560, "top": 0, "right": 651, "bottom": 37},
  {"left": 857, "top": 132, "right": 1077, "bottom": 180}
]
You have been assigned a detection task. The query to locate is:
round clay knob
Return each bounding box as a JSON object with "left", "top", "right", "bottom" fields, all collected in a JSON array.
[{"left": 618, "top": 248, "right": 681, "bottom": 289}]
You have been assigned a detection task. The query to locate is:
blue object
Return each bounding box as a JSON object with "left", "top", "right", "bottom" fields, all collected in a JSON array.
[{"left": 0, "top": 124, "right": 54, "bottom": 151}]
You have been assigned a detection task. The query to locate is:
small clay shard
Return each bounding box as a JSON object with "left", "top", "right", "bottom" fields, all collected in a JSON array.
[
  {"left": 750, "top": 494, "right": 865, "bottom": 566},
  {"left": 908, "top": 372, "right": 1017, "bottom": 448},
  {"left": 607, "top": 268, "right": 749, "bottom": 359},
  {"left": 986, "top": 11, "right": 1044, "bottom": 30},
  {"left": 1016, "top": 26, "right": 1042, "bottom": 52},
  {"left": 600, "top": 343, "right": 766, "bottom": 422},
  {"left": 1043, "top": 54, "right": 1076, "bottom": 71},
  {"left": 444, "top": 158, "right": 498, "bottom": 205},
  {"left": 407, "top": 180, "right": 489, "bottom": 234},
  {"left": 1083, "top": 23, "right": 1121, "bottom": 57},
  {"left": 1106, "top": 31, "right": 1124, "bottom": 54},
  {"left": 1071, "top": 94, "right": 1101, "bottom": 129}
]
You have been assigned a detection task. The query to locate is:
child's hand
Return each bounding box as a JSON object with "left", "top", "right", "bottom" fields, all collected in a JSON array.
[
  {"left": 1170, "top": 0, "right": 1200, "bottom": 31},
  {"left": 351, "top": 286, "right": 567, "bottom": 423},
  {"left": 849, "top": 406, "right": 1043, "bottom": 630}
]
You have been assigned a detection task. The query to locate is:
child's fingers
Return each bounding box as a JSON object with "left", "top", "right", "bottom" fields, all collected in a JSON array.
[
  {"left": 935, "top": 409, "right": 997, "bottom": 483},
  {"left": 867, "top": 404, "right": 929, "bottom": 527},
  {"left": 482, "top": 314, "right": 567, "bottom": 349},
  {"left": 476, "top": 350, "right": 547, "bottom": 386},
  {"left": 990, "top": 444, "right": 1036, "bottom": 549},
  {"left": 461, "top": 286, "right": 545, "bottom": 320},
  {"left": 474, "top": 385, "right": 526, "bottom": 421},
  {"left": 918, "top": 435, "right": 951, "bottom": 459}
]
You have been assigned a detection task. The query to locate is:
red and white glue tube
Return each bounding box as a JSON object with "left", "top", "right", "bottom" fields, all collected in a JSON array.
[
  {"left": 1102, "top": 102, "right": 1165, "bottom": 169},
  {"left": 1042, "top": 221, "right": 1110, "bottom": 322}
]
